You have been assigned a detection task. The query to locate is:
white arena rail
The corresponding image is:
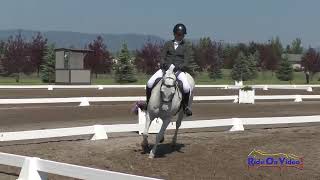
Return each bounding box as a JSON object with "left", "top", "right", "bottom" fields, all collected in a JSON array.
[
  {"left": 0, "top": 95, "right": 238, "bottom": 105},
  {"left": 1, "top": 114, "right": 320, "bottom": 142},
  {"left": 1, "top": 94, "right": 320, "bottom": 105},
  {"left": 0, "top": 84, "right": 318, "bottom": 90},
  {"left": 0, "top": 152, "right": 160, "bottom": 180}
]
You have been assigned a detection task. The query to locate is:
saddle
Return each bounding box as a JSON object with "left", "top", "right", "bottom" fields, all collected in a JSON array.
[{"left": 151, "top": 75, "right": 183, "bottom": 94}]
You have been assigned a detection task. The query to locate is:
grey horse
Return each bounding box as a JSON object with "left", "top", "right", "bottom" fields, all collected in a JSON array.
[{"left": 141, "top": 65, "right": 195, "bottom": 158}]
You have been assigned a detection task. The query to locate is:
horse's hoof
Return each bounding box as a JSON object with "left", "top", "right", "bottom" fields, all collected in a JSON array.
[
  {"left": 160, "top": 137, "right": 165, "bottom": 143},
  {"left": 149, "top": 152, "right": 155, "bottom": 159},
  {"left": 141, "top": 145, "right": 149, "bottom": 153}
]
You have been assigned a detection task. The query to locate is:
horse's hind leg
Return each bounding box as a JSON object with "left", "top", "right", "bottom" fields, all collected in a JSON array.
[
  {"left": 141, "top": 112, "right": 152, "bottom": 153},
  {"left": 172, "top": 110, "right": 184, "bottom": 147},
  {"left": 149, "top": 118, "right": 170, "bottom": 159}
]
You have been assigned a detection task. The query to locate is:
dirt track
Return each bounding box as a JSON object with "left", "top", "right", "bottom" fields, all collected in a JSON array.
[
  {"left": 1, "top": 101, "right": 320, "bottom": 132},
  {"left": 0, "top": 87, "right": 319, "bottom": 98},
  {"left": 0, "top": 88, "right": 319, "bottom": 179},
  {"left": 0, "top": 125, "right": 319, "bottom": 180}
]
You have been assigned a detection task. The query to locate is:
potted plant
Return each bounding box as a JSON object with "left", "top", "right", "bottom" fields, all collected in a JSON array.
[{"left": 239, "top": 85, "right": 255, "bottom": 104}]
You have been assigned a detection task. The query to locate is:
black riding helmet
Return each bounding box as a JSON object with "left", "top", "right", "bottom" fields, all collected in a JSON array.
[{"left": 173, "top": 23, "right": 187, "bottom": 35}]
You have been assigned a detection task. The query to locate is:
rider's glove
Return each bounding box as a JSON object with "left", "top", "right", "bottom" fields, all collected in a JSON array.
[
  {"left": 160, "top": 63, "right": 169, "bottom": 71},
  {"left": 173, "top": 66, "right": 180, "bottom": 73}
]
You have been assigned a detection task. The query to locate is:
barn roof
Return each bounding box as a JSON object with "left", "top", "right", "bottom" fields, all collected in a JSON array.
[{"left": 54, "top": 48, "right": 93, "bottom": 53}]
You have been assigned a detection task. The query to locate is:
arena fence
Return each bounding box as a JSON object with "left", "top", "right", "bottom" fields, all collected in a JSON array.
[
  {"left": 0, "top": 84, "right": 318, "bottom": 90},
  {"left": 0, "top": 152, "right": 161, "bottom": 180},
  {"left": 0, "top": 94, "right": 320, "bottom": 105},
  {"left": 1, "top": 112, "right": 320, "bottom": 142}
]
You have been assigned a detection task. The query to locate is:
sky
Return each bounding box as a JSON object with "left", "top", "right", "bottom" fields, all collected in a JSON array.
[{"left": 0, "top": 0, "right": 320, "bottom": 47}]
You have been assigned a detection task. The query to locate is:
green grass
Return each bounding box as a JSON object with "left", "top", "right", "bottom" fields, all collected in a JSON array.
[
  {"left": 0, "top": 70, "right": 320, "bottom": 85},
  {"left": 0, "top": 74, "right": 44, "bottom": 85}
]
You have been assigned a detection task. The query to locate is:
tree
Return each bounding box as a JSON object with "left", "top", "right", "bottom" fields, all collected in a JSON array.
[
  {"left": 270, "top": 36, "right": 283, "bottom": 55},
  {"left": 257, "top": 43, "right": 280, "bottom": 73},
  {"left": 29, "top": 32, "right": 48, "bottom": 76},
  {"left": 2, "top": 33, "right": 30, "bottom": 82},
  {"left": 208, "top": 42, "right": 223, "bottom": 80},
  {"left": 84, "top": 36, "right": 112, "bottom": 78},
  {"left": 222, "top": 44, "right": 240, "bottom": 69},
  {"left": 0, "top": 41, "right": 6, "bottom": 75},
  {"left": 114, "top": 43, "right": 137, "bottom": 83},
  {"left": 285, "top": 45, "right": 291, "bottom": 53},
  {"left": 247, "top": 51, "right": 259, "bottom": 79},
  {"left": 135, "top": 41, "right": 161, "bottom": 74},
  {"left": 40, "top": 44, "right": 55, "bottom": 83},
  {"left": 301, "top": 48, "right": 320, "bottom": 79},
  {"left": 231, "top": 51, "right": 252, "bottom": 81},
  {"left": 194, "top": 37, "right": 212, "bottom": 71},
  {"left": 290, "top": 38, "right": 303, "bottom": 54},
  {"left": 0, "top": 41, "right": 6, "bottom": 58},
  {"left": 184, "top": 41, "right": 199, "bottom": 76},
  {"left": 276, "top": 54, "right": 294, "bottom": 81}
]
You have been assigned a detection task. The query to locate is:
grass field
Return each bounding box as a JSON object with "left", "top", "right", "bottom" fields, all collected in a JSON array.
[{"left": 0, "top": 69, "right": 319, "bottom": 85}]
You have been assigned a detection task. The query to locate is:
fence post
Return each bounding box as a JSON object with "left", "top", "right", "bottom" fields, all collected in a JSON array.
[
  {"left": 17, "top": 157, "right": 47, "bottom": 180},
  {"left": 233, "top": 96, "right": 238, "bottom": 103},
  {"left": 91, "top": 125, "right": 108, "bottom": 140},
  {"left": 47, "top": 85, "right": 53, "bottom": 91},
  {"left": 229, "top": 118, "right": 244, "bottom": 132},
  {"left": 263, "top": 85, "right": 268, "bottom": 91},
  {"left": 79, "top": 97, "right": 90, "bottom": 106},
  {"left": 294, "top": 95, "right": 303, "bottom": 102}
]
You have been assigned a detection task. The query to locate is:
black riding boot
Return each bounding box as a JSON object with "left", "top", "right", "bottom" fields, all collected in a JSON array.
[{"left": 183, "top": 91, "right": 192, "bottom": 116}]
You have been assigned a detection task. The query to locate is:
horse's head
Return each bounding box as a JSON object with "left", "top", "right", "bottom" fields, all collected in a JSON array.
[{"left": 160, "top": 65, "right": 177, "bottom": 103}]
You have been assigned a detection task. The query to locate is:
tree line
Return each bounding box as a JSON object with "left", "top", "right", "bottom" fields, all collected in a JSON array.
[{"left": 0, "top": 32, "right": 319, "bottom": 83}]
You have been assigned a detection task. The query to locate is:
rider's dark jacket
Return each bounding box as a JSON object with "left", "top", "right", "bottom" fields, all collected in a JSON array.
[{"left": 160, "top": 39, "right": 194, "bottom": 73}]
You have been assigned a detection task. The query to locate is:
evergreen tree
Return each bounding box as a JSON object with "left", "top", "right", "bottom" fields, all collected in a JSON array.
[
  {"left": 40, "top": 44, "right": 55, "bottom": 83},
  {"left": 247, "top": 51, "right": 259, "bottom": 79},
  {"left": 231, "top": 51, "right": 252, "bottom": 81},
  {"left": 114, "top": 43, "right": 137, "bottom": 83},
  {"left": 208, "top": 50, "right": 223, "bottom": 80},
  {"left": 276, "top": 54, "right": 294, "bottom": 81},
  {"left": 185, "top": 41, "right": 199, "bottom": 76}
]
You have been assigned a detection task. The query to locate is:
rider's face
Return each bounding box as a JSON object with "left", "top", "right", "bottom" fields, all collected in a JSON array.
[{"left": 174, "top": 32, "right": 185, "bottom": 41}]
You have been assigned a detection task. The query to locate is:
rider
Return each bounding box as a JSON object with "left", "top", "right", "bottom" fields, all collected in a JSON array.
[{"left": 145, "top": 23, "right": 193, "bottom": 116}]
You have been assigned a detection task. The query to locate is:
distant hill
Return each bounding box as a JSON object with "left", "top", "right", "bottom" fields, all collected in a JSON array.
[{"left": 0, "top": 29, "right": 166, "bottom": 53}]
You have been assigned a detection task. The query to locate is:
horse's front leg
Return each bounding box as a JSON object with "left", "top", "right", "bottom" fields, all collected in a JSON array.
[
  {"left": 141, "top": 112, "right": 152, "bottom": 153},
  {"left": 149, "top": 118, "right": 170, "bottom": 159},
  {"left": 172, "top": 110, "right": 184, "bottom": 147}
]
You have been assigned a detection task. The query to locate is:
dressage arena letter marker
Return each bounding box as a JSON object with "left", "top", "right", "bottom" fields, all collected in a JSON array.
[
  {"left": 47, "top": 85, "right": 53, "bottom": 91},
  {"left": 79, "top": 97, "right": 90, "bottom": 106},
  {"left": 263, "top": 85, "right": 268, "bottom": 91},
  {"left": 17, "top": 157, "right": 48, "bottom": 180},
  {"left": 91, "top": 125, "right": 108, "bottom": 140},
  {"left": 233, "top": 96, "right": 238, "bottom": 103},
  {"left": 229, "top": 118, "right": 244, "bottom": 132},
  {"left": 294, "top": 95, "right": 303, "bottom": 102}
]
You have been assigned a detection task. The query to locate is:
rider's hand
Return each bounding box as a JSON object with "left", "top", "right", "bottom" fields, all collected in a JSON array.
[
  {"left": 173, "top": 66, "right": 180, "bottom": 73},
  {"left": 160, "top": 63, "right": 169, "bottom": 70}
]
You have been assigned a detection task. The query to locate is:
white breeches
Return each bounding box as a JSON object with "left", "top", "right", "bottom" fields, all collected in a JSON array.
[{"left": 147, "top": 69, "right": 191, "bottom": 93}]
